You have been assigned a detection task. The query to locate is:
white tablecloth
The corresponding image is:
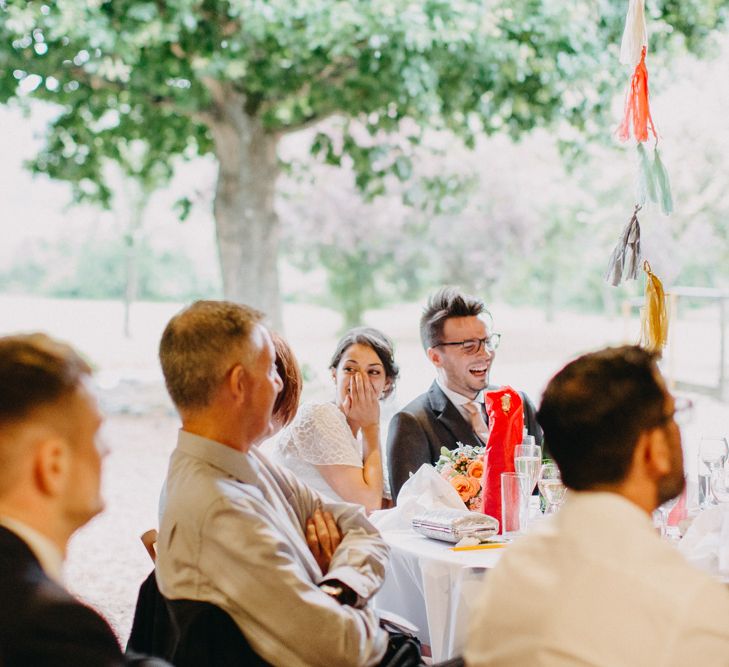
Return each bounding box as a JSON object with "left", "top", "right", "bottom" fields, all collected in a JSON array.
[{"left": 374, "top": 529, "right": 505, "bottom": 661}]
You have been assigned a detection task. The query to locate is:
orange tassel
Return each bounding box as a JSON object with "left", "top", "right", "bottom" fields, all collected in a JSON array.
[{"left": 618, "top": 47, "right": 657, "bottom": 143}]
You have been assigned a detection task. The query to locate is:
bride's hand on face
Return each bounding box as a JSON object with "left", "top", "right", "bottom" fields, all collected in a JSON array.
[{"left": 341, "top": 371, "right": 379, "bottom": 428}]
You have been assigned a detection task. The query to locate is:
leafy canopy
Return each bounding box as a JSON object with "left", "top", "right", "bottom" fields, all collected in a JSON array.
[{"left": 1, "top": 0, "right": 728, "bottom": 203}]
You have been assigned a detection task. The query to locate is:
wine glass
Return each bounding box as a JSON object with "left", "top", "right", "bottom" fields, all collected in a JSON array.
[
  {"left": 698, "top": 436, "right": 729, "bottom": 509},
  {"left": 514, "top": 444, "right": 542, "bottom": 494},
  {"left": 538, "top": 462, "right": 566, "bottom": 515},
  {"left": 710, "top": 464, "right": 729, "bottom": 504}
]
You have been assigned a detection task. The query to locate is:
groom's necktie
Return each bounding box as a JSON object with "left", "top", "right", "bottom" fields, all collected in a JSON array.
[{"left": 464, "top": 401, "right": 489, "bottom": 445}]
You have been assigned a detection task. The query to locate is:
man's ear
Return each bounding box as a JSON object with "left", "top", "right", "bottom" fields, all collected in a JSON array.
[
  {"left": 227, "top": 363, "right": 248, "bottom": 405},
  {"left": 35, "top": 435, "right": 70, "bottom": 497},
  {"left": 637, "top": 428, "right": 671, "bottom": 479},
  {"left": 427, "top": 347, "right": 443, "bottom": 368}
]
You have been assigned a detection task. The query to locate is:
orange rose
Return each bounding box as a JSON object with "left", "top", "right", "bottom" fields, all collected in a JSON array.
[
  {"left": 467, "top": 476, "right": 481, "bottom": 496},
  {"left": 451, "top": 474, "right": 476, "bottom": 502},
  {"left": 466, "top": 460, "right": 484, "bottom": 480}
]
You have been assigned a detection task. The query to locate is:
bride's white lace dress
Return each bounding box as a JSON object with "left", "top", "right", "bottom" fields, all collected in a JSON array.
[{"left": 271, "top": 402, "right": 363, "bottom": 503}]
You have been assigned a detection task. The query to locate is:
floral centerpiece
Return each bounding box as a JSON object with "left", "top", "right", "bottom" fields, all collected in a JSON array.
[{"left": 435, "top": 443, "right": 485, "bottom": 511}]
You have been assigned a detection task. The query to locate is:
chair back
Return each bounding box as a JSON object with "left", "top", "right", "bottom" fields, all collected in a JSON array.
[{"left": 127, "top": 569, "right": 270, "bottom": 667}]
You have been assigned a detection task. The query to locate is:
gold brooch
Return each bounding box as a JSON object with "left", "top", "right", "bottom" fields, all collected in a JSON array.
[{"left": 501, "top": 394, "right": 511, "bottom": 413}]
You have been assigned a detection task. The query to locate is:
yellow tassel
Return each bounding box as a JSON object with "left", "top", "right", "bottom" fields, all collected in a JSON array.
[{"left": 640, "top": 260, "right": 669, "bottom": 352}]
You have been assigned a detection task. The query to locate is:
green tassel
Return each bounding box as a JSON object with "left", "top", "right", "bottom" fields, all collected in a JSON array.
[
  {"left": 636, "top": 143, "right": 657, "bottom": 206},
  {"left": 652, "top": 148, "right": 674, "bottom": 215}
]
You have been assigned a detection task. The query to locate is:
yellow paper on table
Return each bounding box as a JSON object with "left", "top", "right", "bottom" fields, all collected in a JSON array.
[{"left": 450, "top": 542, "right": 508, "bottom": 552}]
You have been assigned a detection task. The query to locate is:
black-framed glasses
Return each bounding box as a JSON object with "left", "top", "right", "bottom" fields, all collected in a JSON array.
[{"left": 433, "top": 334, "right": 501, "bottom": 355}]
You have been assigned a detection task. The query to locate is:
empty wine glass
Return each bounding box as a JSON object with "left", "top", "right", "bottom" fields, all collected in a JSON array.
[
  {"left": 514, "top": 444, "right": 542, "bottom": 494},
  {"left": 538, "top": 462, "right": 566, "bottom": 515},
  {"left": 710, "top": 465, "right": 729, "bottom": 504},
  {"left": 698, "top": 436, "right": 729, "bottom": 509}
]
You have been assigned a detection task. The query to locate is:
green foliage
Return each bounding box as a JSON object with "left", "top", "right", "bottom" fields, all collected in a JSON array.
[{"left": 3, "top": 0, "right": 728, "bottom": 203}]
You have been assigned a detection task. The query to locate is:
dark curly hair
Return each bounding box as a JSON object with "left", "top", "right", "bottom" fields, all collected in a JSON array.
[{"left": 329, "top": 327, "right": 399, "bottom": 399}]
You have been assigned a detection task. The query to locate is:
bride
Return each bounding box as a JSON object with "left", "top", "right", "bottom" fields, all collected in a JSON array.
[{"left": 271, "top": 327, "right": 399, "bottom": 511}]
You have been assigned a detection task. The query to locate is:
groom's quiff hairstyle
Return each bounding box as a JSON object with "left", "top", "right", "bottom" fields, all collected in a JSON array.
[
  {"left": 419, "top": 287, "right": 490, "bottom": 350},
  {"left": 159, "top": 300, "right": 264, "bottom": 411}
]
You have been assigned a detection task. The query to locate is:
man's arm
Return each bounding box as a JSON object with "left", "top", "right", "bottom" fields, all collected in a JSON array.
[
  {"left": 386, "top": 410, "right": 432, "bottom": 501},
  {"left": 197, "top": 498, "right": 388, "bottom": 667},
  {"left": 257, "top": 451, "right": 389, "bottom": 603}
]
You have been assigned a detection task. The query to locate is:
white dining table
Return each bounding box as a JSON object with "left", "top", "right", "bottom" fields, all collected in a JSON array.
[{"left": 373, "top": 529, "right": 506, "bottom": 662}]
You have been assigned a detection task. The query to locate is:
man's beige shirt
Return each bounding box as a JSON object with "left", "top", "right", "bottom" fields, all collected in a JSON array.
[{"left": 157, "top": 430, "right": 389, "bottom": 667}]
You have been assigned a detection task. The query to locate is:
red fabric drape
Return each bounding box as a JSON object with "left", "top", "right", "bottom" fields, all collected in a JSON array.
[{"left": 480, "top": 387, "right": 525, "bottom": 528}]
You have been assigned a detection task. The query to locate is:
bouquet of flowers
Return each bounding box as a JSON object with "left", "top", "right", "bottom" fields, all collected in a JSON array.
[{"left": 435, "top": 443, "right": 485, "bottom": 511}]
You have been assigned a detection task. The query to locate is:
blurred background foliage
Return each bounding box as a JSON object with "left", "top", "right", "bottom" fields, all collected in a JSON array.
[{"left": 2, "top": 1, "right": 729, "bottom": 329}]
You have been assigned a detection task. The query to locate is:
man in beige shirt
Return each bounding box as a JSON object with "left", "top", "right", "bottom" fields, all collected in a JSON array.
[
  {"left": 155, "top": 301, "right": 391, "bottom": 667},
  {"left": 466, "top": 345, "right": 729, "bottom": 667}
]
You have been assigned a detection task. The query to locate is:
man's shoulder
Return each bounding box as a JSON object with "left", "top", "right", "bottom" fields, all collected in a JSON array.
[
  {"left": 396, "top": 383, "right": 440, "bottom": 417},
  {"left": 0, "top": 558, "right": 124, "bottom": 664}
]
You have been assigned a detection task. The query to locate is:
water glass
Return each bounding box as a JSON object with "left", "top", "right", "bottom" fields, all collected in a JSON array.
[
  {"left": 538, "top": 462, "right": 566, "bottom": 515},
  {"left": 710, "top": 466, "right": 729, "bottom": 504},
  {"left": 514, "top": 444, "right": 542, "bottom": 494},
  {"left": 501, "top": 472, "right": 530, "bottom": 537},
  {"left": 698, "top": 436, "right": 729, "bottom": 509}
]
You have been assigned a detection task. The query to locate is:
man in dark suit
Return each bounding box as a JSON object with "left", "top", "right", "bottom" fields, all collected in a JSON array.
[
  {"left": 386, "top": 288, "right": 542, "bottom": 499},
  {"left": 0, "top": 333, "right": 161, "bottom": 666}
]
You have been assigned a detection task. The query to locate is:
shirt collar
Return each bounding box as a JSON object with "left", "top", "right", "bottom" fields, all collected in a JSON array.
[
  {"left": 436, "top": 377, "right": 484, "bottom": 408},
  {"left": 177, "top": 429, "right": 259, "bottom": 484},
  {"left": 0, "top": 516, "right": 65, "bottom": 583},
  {"left": 561, "top": 490, "right": 655, "bottom": 532}
]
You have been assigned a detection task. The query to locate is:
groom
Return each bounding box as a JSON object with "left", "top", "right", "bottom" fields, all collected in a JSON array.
[{"left": 386, "top": 287, "right": 541, "bottom": 499}]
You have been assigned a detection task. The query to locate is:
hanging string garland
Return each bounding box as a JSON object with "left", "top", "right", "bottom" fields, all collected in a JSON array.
[
  {"left": 639, "top": 260, "right": 669, "bottom": 352},
  {"left": 605, "top": 205, "right": 642, "bottom": 286},
  {"left": 605, "top": 0, "right": 674, "bottom": 350},
  {"left": 619, "top": 0, "right": 648, "bottom": 68},
  {"left": 636, "top": 143, "right": 673, "bottom": 214},
  {"left": 617, "top": 46, "right": 657, "bottom": 144}
]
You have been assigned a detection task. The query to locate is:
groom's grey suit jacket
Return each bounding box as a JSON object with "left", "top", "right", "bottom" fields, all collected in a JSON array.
[{"left": 386, "top": 381, "right": 541, "bottom": 499}]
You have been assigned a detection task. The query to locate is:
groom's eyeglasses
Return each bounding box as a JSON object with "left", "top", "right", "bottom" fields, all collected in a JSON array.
[{"left": 433, "top": 334, "right": 501, "bottom": 355}]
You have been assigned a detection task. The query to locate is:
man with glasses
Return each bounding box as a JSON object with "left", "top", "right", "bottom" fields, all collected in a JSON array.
[
  {"left": 386, "top": 287, "right": 541, "bottom": 499},
  {"left": 466, "top": 345, "right": 729, "bottom": 666}
]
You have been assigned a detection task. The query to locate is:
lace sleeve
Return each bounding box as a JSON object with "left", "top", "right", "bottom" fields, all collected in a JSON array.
[{"left": 278, "top": 402, "right": 363, "bottom": 467}]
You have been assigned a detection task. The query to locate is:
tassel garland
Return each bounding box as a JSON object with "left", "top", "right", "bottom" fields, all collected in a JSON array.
[
  {"left": 620, "top": 0, "right": 648, "bottom": 68},
  {"left": 639, "top": 260, "right": 669, "bottom": 352},
  {"left": 635, "top": 144, "right": 674, "bottom": 215},
  {"left": 605, "top": 205, "right": 642, "bottom": 286},
  {"left": 617, "top": 47, "right": 657, "bottom": 144},
  {"left": 652, "top": 148, "right": 674, "bottom": 215},
  {"left": 636, "top": 143, "right": 657, "bottom": 206}
]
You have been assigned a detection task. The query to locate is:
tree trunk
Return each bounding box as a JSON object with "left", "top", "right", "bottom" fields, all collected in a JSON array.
[
  {"left": 122, "top": 187, "right": 146, "bottom": 339},
  {"left": 208, "top": 85, "right": 283, "bottom": 329}
]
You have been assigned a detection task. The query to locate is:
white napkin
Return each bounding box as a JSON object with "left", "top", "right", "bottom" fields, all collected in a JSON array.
[
  {"left": 369, "top": 464, "right": 465, "bottom": 531},
  {"left": 678, "top": 504, "right": 729, "bottom": 577}
]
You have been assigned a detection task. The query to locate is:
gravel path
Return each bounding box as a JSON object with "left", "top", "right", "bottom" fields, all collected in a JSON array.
[{"left": 65, "top": 413, "right": 178, "bottom": 645}]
